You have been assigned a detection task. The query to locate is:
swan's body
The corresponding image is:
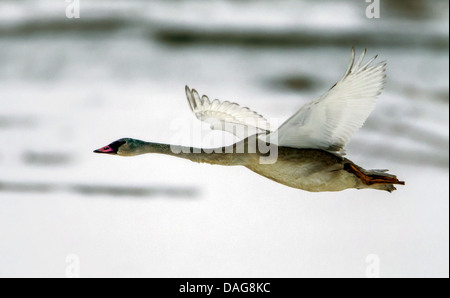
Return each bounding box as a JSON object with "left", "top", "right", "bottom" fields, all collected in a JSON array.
[{"left": 94, "top": 48, "right": 405, "bottom": 192}]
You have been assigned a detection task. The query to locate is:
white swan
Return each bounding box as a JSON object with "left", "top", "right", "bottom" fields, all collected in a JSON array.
[{"left": 94, "top": 48, "right": 404, "bottom": 192}]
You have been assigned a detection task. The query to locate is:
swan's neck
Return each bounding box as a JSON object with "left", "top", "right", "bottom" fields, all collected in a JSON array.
[{"left": 132, "top": 141, "right": 240, "bottom": 166}]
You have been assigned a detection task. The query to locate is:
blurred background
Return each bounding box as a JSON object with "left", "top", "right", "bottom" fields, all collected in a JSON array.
[{"left": 0, "top": 0, "right": 448, "bottom": 277}]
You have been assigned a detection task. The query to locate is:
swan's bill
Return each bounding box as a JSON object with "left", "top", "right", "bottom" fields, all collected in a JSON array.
[
  {"left": 93, "top": 145, "right": 116, "bottom": 154},
  {"left": 94, "top": 140, "right": 126, "bottom": 154}
]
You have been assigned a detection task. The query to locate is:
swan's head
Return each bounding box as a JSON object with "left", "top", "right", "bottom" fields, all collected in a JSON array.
[{"left": 93, "top": 138, "right": 139, "bottom": 156}]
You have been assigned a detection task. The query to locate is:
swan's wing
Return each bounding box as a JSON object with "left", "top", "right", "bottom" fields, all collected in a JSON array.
[
  {"left": 185, "top": 86, "right": 271, "bottom": 139},
  {"left": 273, "top": 48, "right": 386, "bottom": 154}
]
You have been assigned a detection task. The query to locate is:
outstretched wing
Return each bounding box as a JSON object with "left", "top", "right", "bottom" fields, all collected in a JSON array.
[
  {"left": 185, "top": 86, "right": 271, "bottom": 139},
  {"left": 273, "top": 48, "right": 386, "bottom": 154}
]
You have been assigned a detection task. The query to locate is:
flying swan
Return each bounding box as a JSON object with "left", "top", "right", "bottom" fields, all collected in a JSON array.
[{"left": 94, "top": 48, "right": 405, "bottom": 192}]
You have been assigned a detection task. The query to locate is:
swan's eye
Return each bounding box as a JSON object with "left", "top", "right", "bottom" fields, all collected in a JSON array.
[{"left": 104, "top": 147, "right": 109, "bottom": 150}]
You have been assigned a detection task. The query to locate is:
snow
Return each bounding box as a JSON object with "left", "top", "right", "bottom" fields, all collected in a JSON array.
[{"left": 0, "top": 0, "right": 448, "bottom": 278}]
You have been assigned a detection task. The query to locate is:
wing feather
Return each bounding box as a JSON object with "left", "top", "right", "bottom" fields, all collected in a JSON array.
[
  {"left": 185, "top": 86, "right": 271, "bottom": 139},
  {"left": 273, "top": 48, "right": 386, "bottom": 154}
]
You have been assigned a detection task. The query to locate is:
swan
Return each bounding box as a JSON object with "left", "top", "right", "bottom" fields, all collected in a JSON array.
[{"left": 94, "top": 48, "right": 405, "bottom": 192}]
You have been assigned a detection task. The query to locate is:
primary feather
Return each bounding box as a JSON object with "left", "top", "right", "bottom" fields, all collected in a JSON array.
[{"left": 273, "top": 48, "right": 386, "bottom": 154}]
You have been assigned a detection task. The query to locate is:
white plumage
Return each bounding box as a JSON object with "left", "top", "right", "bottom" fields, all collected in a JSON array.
[
  {"left": 186, "top": 48, "right": 386, "bottom": 154},
  {"left": 273, "top": 48, "right": 386, "bottom": 154},
  {"left": 185, "top": 86, "right": 271, "bottom": 139}
]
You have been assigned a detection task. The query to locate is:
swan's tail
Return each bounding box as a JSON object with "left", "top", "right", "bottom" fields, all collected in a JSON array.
[{"left": 344, "top": 163, "right": 405, "bottom": 192}]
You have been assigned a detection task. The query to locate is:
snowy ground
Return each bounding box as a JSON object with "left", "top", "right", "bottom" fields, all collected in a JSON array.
[{"left": 0, "top": 0, "right": 448, "bottom": 277}]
